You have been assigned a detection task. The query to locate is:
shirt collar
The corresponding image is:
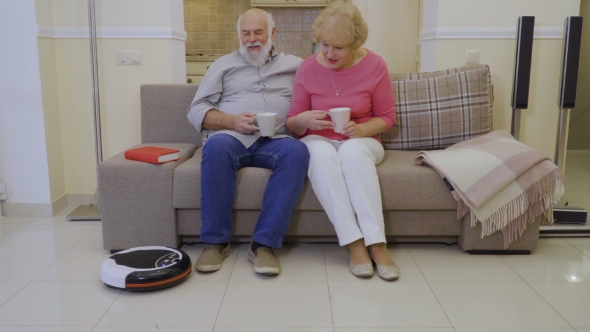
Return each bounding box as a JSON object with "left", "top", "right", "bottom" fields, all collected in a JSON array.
[{"left": 264, "top": 45, "right": 279, "bottom": 64}]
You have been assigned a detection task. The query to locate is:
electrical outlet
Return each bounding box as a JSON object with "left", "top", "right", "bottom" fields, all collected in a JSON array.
[
  {"left": 116, "top": 51, "right": 129, "bottom": 65},
  {"left": 465, "top": 49, "right": 479, "bottom": 64},
  {"left": 129, "top": 52, "right": 142, "bottom": 65},
  {"left": 117, "top": 51, "right": 142, "bottom": 65}
]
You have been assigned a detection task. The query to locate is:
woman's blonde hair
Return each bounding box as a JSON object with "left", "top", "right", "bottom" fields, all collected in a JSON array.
[{"left": 312, "top": 2, "right": 368, "bottom": 50}]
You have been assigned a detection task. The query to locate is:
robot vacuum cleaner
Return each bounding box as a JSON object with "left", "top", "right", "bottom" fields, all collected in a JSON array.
[{"left": 100, "top": 246, "right": 192, "bottom": 291}]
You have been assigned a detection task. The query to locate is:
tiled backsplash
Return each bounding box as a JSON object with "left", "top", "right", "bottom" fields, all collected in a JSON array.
[{"left": 184, "top": 0, "right": 322, "bottom": 58}]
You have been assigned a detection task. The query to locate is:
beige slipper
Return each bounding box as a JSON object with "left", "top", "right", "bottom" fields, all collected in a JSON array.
[
  {"left": 195, "top": 243, "right": 230, "bottom": 272},
  {"left": 248, "top": 243, "right": 280, "bottom": 276}
]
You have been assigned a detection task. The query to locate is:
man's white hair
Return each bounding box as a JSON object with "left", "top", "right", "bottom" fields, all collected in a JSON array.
[
  {"left": 237, "top": 11, "right": 275, "bottom": 67},
  {"left": 237, "top": 11, "right": 275, "bottom": 37}
]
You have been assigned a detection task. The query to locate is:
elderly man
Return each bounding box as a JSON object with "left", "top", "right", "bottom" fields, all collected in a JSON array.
[{"left": 187, "top": 9, "right": 309, "bottom": 276}]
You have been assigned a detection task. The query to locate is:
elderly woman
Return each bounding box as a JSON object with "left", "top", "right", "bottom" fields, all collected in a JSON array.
[{"left": 286, "top": 3, "right": 399, "bottom": 280}]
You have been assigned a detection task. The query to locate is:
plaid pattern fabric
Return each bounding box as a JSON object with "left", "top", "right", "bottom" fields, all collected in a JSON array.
[
  {"left": 380, "top": 64, "right": 494, "bottom": 150},
  {"left": 415, "top": 130, "right": 565, "bottom": 248}
]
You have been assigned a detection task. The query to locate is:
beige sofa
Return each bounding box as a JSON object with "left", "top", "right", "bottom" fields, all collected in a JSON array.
[{"left": 98, "top": 65, "right": 541, "bottom": 254}]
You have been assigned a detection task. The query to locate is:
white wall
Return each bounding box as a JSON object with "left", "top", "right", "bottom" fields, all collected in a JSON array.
[
  {"left": 0, "top": 0, "right": 185, "bottom": 216},
  {"left": 43, "top": 0, "right": 186, "bottom": 198},
  {"left": 567, "top": 0, "right": 590, "bottom": 150},
  {"left": 420, "top": 0, "right": 581, "bottom": 160},
  {"left": 352, "top": 0, "right": 419, "bottom": 74},
  {"left": 0, "top": 0, "right": 52, "bottom": 206},
  {"left": 437, "top": 0, "right": 578, "bottom": 27}
]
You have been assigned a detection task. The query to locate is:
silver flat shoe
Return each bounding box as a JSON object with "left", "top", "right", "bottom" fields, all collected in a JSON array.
[
  {"left": 370, "top": 251, "right": 400, "bottom": 281},
  {"left": 350, "top": 254, "right": 373, "bottom": 278}
]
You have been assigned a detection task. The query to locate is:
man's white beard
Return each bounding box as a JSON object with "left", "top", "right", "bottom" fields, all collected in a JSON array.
[{"left": 239, "top": 40, "right": 273, "bottom": 67}]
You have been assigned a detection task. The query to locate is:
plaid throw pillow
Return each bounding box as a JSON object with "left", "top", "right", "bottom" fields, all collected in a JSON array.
[{"left": 380, "top": 64, "right": 493, "bottom": 150}]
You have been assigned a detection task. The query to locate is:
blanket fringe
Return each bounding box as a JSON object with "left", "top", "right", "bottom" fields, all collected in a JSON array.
[{"left": 464, "top": 168, "right": 566, "bottom": 248}]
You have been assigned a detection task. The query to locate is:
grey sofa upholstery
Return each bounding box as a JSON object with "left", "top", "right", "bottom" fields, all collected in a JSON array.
[{"left": 98, "top": 83, "right": 541, "bottom": 253}]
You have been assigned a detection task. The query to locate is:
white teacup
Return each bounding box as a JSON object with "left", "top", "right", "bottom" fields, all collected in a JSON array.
[
  {"left": 253, "top": 112, "right": 277, "bottom": 137},
  {"left": 328, "top": 107, "right": 351, "bottom": 133}
]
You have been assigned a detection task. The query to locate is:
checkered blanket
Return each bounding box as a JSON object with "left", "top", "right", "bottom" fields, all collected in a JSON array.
[{"left": 415, "top": 130, "right": 566, "bottom": 248}]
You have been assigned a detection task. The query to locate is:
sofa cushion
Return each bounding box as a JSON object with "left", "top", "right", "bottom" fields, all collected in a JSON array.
[
  {"left": 173, "top": 148, "right": 457, "bottom": 211},
  {"left": 380, "top": 64, "right": 493, "bottom": 150}
]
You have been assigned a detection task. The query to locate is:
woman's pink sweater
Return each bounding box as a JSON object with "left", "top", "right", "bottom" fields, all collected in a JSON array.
[{"left": 287, "top": 49, "right": 396, "bottom": 142}]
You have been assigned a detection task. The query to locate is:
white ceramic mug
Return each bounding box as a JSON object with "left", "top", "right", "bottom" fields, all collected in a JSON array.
[
  {"left": 328, "top": 107, "right": 351, "bottom": 133},
  {"left": 253, "top": 112, "right": 277, "bottom": 137}
]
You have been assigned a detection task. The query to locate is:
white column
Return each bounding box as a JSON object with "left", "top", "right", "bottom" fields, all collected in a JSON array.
[{"left": 0, "top": 0, "right": 53, "bottom": 214}]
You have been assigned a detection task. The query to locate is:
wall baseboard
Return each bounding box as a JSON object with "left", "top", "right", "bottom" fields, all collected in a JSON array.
[
  {"left": 38, "top": 26, "right": 187, "bottom": 41},
  {"left": 0, "top": 193, "right": 96, "bottom": 217}
]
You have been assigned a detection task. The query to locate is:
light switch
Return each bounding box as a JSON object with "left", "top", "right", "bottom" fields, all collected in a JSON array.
[
  {"left": 465, "top": 49, "right": 479, "bottom": 64},
  {"left": 129, "top": 52, "right": 142, "bottom": 65},
  {"left": 116, "top": 51, "right": 129, "bottom": 65}
]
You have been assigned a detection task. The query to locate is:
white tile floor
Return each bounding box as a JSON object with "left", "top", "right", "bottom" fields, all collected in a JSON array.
[
  {"left": 0, "top": 155, "right": 588, "bottom": 331},
  {"left": 1, "top": 206, "right": 590, "bottom": 331}
]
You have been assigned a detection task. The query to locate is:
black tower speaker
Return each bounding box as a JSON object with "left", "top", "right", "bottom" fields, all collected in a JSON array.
[
  {"left": 559, "top": 16, "right": 584, "bottom": 109},
  {"left": 511, "top": 16, "right": 535, "bottom": 109}
]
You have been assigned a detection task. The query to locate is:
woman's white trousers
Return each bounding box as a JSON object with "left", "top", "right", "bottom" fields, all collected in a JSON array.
[{"left": 301, "top": 135, "right": 386, "bottom": 246}]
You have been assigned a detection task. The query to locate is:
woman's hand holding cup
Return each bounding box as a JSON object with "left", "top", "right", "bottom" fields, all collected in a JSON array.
[
  {"left": 295, "top": 110, "right": 333, "bottom": 131},
  {"left": 340, "top": 121, "right": 363, "bottom": 138}
]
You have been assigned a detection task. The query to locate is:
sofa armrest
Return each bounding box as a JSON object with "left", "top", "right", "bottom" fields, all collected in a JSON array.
[{"left": 98, "top": 143, "right": 198, "bottom": 250}]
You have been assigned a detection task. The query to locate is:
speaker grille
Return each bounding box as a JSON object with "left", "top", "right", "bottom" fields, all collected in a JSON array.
[
  {"left": 511, "top": 16, "right": 535, "bottom": 110},
  {"left": 559, "top": 16, "right": 583, "bottom": 109}
]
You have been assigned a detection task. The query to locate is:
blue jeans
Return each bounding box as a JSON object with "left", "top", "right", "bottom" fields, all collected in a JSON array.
[{"left": 200, "top": 134, "right": 310, "bottom": 248}]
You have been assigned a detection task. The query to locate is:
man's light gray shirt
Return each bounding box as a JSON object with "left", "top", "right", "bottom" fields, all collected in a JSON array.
[{"left": 187, "top": 48, "right": 302, "bottom": 148}]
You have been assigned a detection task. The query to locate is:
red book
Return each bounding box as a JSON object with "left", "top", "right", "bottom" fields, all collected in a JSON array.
[{"left": 124, "top": 146, "right": 180, "bottom": 164}]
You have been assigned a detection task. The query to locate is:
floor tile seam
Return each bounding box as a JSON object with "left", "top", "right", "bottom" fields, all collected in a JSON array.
[
  {"left": 411, "top": 280, "right": 528, "bottom": 283},
  {"left": 498, "top": 252, "right": 539, "bottom": 284},
  {"left": 30, "top": 244, "right": 79, "bottom": 281},
  {"left": 227, "top": 280, "right": 339, "bottom": 283},
  {"left": 0, "top": 222, "right": 28, "bottom": 239},
  {"left": 223, "top": 245, "right": 242, "bottom": 282},
  {"left": 211, "top": 324, "right": 333, "bottom": 328},
  {"left": 0, "top": 278, "right": 34, "bottom": 310},
  {"left": 521, "top": 279, "right": 576, "bottom": 330},
  {"left": 1, "top": 224, "right": 99, "bottom": 250},
  {"left": 0, "top": 218, "right": 36, "bottom": 226},
  {"left": 93, "top": 286, "right": 132, "bottom": 330},
  {"left": 322, "top": 245, "right": 336, "bottom": 330},
  {"left": 450, "top": 325, "right": 578, "bottom": 329},
  {"left": 404, "top": 244, "right": 428, "bottom": 282},
  {"left": 62, "top": 224, "right": 101, "bottom": 249},
  {"left": 423, "top": 281, "right": 458, "bottom": 329},
  {"left": 325, "top": 280, "right": 429, "bottom": 283},
  {"left": 406, "top": 248, "right": 455, "bottom": 328},
  {"left": 0, "top": 324, "right": 96, "bottom": 327},
  {"left": 561, "top": 238, "right": 590, "bottom": 258},
  {"left": 212, "top": 242, "right": 241, "bottom": 328}
]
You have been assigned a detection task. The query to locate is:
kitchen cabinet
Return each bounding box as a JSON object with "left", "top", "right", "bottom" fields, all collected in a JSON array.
[
  {"left": 186, "top": 76, "right": 204, "bottom": 85},
  {"left": 251, "top": 0, "right": 333, "bottom": 7},
  {"left": 186, "top": 56, "right": 217, "bottom": 86}
]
